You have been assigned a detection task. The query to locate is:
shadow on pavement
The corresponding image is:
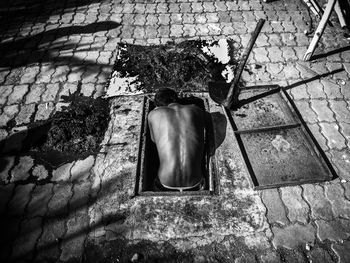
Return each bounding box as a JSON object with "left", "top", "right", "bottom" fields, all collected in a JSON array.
[{"left": 0, "top": 21, "right": 121, "bottom": 67}]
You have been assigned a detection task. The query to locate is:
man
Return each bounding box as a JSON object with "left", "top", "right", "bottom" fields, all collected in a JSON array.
[{"left": 148, "top": 88, "right": 208, "bottom": 192}]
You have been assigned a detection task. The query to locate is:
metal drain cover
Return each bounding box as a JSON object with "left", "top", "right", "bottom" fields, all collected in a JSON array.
[{"left": 229, "top": 87, "right": 335, "bottom": 189}]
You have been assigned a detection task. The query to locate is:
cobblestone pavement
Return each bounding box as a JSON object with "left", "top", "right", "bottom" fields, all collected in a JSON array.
[{"left": 1, "top": 0, "right": 350, "bottom": 262}]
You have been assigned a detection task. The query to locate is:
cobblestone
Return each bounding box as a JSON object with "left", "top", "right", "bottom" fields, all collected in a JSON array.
[
  {"left": 0, "top": 184, "right": 14, "bottom": 215},
  {"left": 7, "top": 84, "right": 29, "bottom": 105},
  {"left": 48, "top": 183, "right": 72, "bottom": 216},
  {"left": 15, "top": 103, "right": 36, "bottom": 125},
  {"left": 306, "top": 80, "right": 326, "bottom": 99},
  {"left": 36, "top": 218, "right": 65, "bottom": 261},
  {"left": 332, "top": 240, "right": 350, "bottom": 263},
  {"left": 315, "top": 218, "right": 350, "bottom": 242},
  {"left": 60, "top": 211, "right": 89, "bottom": 261},
  {"left": 8, "top": 184, "right": 35, "bottom": 216},
  {"left": 320, "top": 123, "right": 346, "bottom": 150},
  {"left": 10, "top": 156, "right": 34, "bottom": 182},
  {"left": 325, "top": 182, "right": 350, "bottom": 219},
  {"left": 280, "top": 186, "right": 309, "bottom": 224},
  {"left": 311, "top": 100, "right": 335, "bottom": 122},
  {"left": 27, "top": 184, "right": 53, "bottom": 217},
  {"left": 261, "top": 189, "right": 288, "bottom": 225},
  {"left": 11, "top": 217, "right": 42, "bottom": 260},
  {"left": 35, "top": 102, "right": 54, "bottom": 121},
  {"left": 272, "top": 223, "right": 315, "bottom": 249},
  {"left": 302, "top": 184, "right": 333, "bottom": 220},
  {"left": 294, "top": 100, "right": 318, "bottom": 124}
]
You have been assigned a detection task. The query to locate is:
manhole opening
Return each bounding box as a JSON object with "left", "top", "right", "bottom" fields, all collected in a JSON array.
[{"left": 135, "top": 96, "right": 218, "bottom": 196}]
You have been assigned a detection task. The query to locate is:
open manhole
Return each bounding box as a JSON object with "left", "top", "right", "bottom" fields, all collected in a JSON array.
[
  {"left": 134, "top": 95, "right": 218, "bottom": 196},
  {"left": 227, "top": 86, "right": 336, "bottom": 189}
]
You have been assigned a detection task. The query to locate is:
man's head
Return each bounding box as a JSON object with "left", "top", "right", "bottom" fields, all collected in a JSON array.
[{"left": 154, "top": 88, "right": 178, "bottom": 107}]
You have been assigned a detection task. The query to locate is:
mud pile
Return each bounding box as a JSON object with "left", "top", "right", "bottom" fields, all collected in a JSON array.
[
  {"left": 114, "top": 40, "right": 239, "bottom": 92},
  {"left": 36, "top": 92, "right": 110, "bottom": 155}
]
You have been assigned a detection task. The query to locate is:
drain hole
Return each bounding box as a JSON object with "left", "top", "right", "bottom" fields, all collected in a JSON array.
[{"left": 136, "top": 96, "right": 217, "bottom": 196}]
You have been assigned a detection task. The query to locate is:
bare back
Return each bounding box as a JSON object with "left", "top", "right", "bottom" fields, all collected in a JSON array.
[{"left": 148, "top": 103, "right": 205, "bottom": 188}]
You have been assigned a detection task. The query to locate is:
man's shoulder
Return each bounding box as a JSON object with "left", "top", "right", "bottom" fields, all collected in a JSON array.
[{"left": 148, "top": 106, "right": 173, "bottom": 120}]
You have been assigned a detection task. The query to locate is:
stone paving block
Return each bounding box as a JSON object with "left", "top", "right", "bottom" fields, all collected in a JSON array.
[
  {"left": 35, "top": 102, "right": 54, "bottom": 121},
  {"left": 20, "top": 66, "right": 40, "bottom": 84},
  {"left": 302, "top": 184, "right": 333, "bottom": 220},
  {"left": 70, "top": 156, "right": 95, "bottom": 182},
  {"left": 156, "top": 3, "right": 168, "bottom": 14},
  {"left": 0, "top": 156, "right": 15, "bottom": 183},
  {"left": 207, "top": 23, "right": 221, "bottom": 36},
  {"left": 261, "top": 188, "right": 288, "bottom": 225},
  {"left": 0, "top": 105, "right": 19, "bottom": 127},
  {"left": 0, "top": 184, "right": 14, "bottom": 215},
  {"left": 290, "top": 83, "right": 309, "bottom": 100},
  {"left": 294, "top": 100, "right": 318, "bottom": 123},
  {"left": 179, "top": 3, "right": 191, "bottom": 13},
  {"left": 281, "top": 46, "right": 297, "bottom": 61},
  {"left": 267, "top": 34, "right": 282, "bottom": 47},
  {"left": 282, "top": 64, "right": 300, "bottom": 80},
  {"left": 14, "top": 103, "right": 35, "bottom": 125},
  {"left": 308, "top": 123, "right": 328, "bottom": 151},
  {"left": 60, "top": 211, "right": 89, "bottom": 262},
  {"left": 339, "top": 123, "right": 350, "bottom": 147},
  {"left": 10, "top": 156, "right": 34, "bottom": 183},
  {"left": 170, "top": 13, "right": 183, "bottom": 24},
  {"left": 272, "top": 223, "right": 316, "bottom": 249},
  {"left": 146, "top": 14, "right": 158, "bottom": 25},
  {"left": 0, "top": 69, "right": 10, "bottom": 84},
  {"left": 48, "top": 183, "right": 73, "bottom": 216},
  {"left": 0, "top": 216, "right": 21, "bottom": 261},
  {"left": 253, "top": 47, "right": 269, "bottom": 63},
  {"left": 27, "top": 184, "right": 53, "bottom": 218},
  {"left": 325, "top": 182, "right": 350, "bottom": 219},
  {"left": 320, "top": 80, "right": 343, "bottom": 100},
  {"left": 330, "top": 149, "right": 350, "bottom": 180},
  {"left": 194, "top": 13, "right": 207, "bottom": 24},
  {"left": 5, "top": 67, "right": 26, "bottom": 85},
  {"left": 280, "top": 186, "right": 310, "bottom": 224},
  {"left": 311, "top": 100, "right": 335, "bottom": 122},
  {"left": 329, "top": 100, "right": 350, "bottom": 123},
  {"left": 8, "top": 184, "right": 34, "bottom": 216},
  {"left": 203, "top": 2, "right": 215, "bottom": 12},
  {"left": 170, "top": 24, "right": 183, "bottom": 37},
  {"left": 67, "top": 66, "right": 84, "bottom": 83},
  {"left": 11, "top": 217, "right": 42, "bottom": 261},
  {"left": 315, "top": 218, "right": 350, "bottom": 242},
  {"left": 52, "top": 162, "right": 74, "bottom": 182},
  {"left": 320, "top": 123, "right": 346, "bottom": 150},
  {"left": 69, "top": 181, "right": 91, "bottom": 211},
  {"left": 41, "top": 83, "right": 60, "bottom": 102},
  {"left": 59, "top": 83, "right": 78, "bottom": 99},
  {"left": 0, "top": 85, "right": 13, "bottom": 106},
  {"left": 195, "top": 24, "right": 209, "bottom": 36},
  {"left": 232, "top": 21, "right": 248, "bottom": 34},
  {"left": 7, "top": 84, "right": 29, "bottom": 105},
  {"left": 332, "top": 240, "right": 350, "bottom": 263},
  {"left": 280, "top": 33, "right": 296, "bottom": 46},
  {"left": 134, "top": 14, "right": 146, "bottom": 26},
  {"left": 206, "top": 12, "right": 220, "bottom": 23},
  {"left": 36, "top": 65, "right": 55, "bottom": 84},
  {"left": 36, "top": 218, "right": 65, "bottom": 261},
  {"left": 306, "top": 80, "right": 326, "bottom": 99},
  {"left": 32, "top": 164, "right": 49, "bottom": 181}
]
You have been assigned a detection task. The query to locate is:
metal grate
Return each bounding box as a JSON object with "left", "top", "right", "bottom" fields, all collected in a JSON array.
[{"left": 224, "top": 86, "right": 336, "bottom": 190}]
